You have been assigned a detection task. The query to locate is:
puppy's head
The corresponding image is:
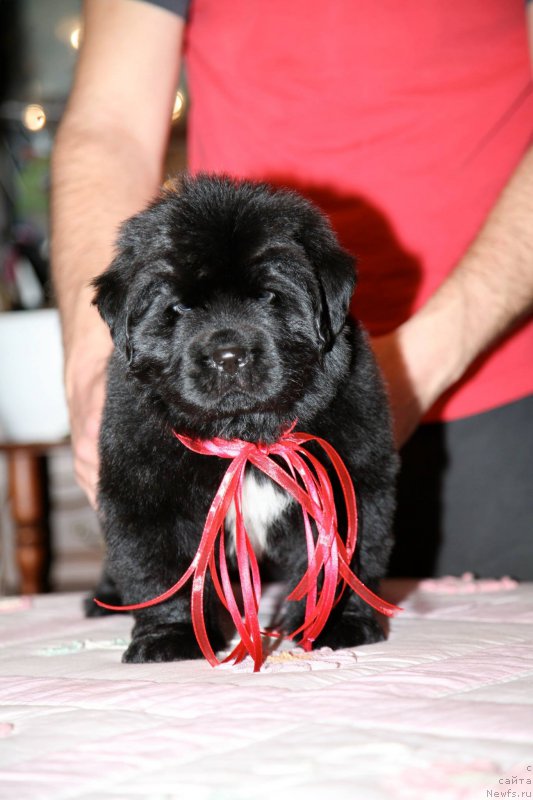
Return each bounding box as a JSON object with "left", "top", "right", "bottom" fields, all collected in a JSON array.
[{"left": 93, "top": 175, "right": 355, "bottom": 432}]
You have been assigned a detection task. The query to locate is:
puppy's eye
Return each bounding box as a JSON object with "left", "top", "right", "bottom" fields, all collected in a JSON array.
[
  {"left": 256, "top": 291, "right": 276, "bottom": 304},
  {"left": 168, "top": 302, "right": 191, "bottom": 316}
]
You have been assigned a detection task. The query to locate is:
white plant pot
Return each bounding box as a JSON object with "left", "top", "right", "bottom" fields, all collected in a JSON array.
[{"left": 0, "top": 308, "right": 70, "bottom": 442}]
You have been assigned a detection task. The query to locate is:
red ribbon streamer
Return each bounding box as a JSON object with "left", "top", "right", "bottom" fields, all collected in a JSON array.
[{"left": 95, "top": 424, "right": 401, "bottom": 671}]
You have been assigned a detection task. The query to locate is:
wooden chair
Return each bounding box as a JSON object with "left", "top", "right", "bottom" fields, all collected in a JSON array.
[{"left": 1, "top": 440, "right": 66, "bottom": 594}]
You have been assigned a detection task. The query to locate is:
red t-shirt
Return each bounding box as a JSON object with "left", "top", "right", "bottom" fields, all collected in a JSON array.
[{"left": 184, "top": 0, "right": 533, "bottom": 421}]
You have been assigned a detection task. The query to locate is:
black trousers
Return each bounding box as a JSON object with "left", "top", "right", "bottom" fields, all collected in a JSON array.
[{"left": 388, "top": 394, "right": 533, "bottom": 580}]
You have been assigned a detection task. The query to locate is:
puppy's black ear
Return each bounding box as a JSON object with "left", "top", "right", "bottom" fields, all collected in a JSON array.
[
  {"left": 92, "top": 254, "right": 131, "bottom": 358},
  {"left": 297, "top": 209, "right": 356, "bottom": 349},
  {"left": 92, "top": 268, "right": 121, "bottom": 330},
  {"left": 316, "top": 245, "right": 356, "bottom": 345}
]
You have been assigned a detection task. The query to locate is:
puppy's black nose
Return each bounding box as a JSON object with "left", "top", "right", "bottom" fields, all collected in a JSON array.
[{"left": 211, "top": 345, "right": 250, "bottom": 375}]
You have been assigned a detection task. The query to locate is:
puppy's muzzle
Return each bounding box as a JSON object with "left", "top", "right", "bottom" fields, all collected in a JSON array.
[
  {"left": 200, "top": 328, "right": 256, "bottom": 380},
  {"left": 210, "top": 344, "right": 250, "bottom": 376},
  {"left": 185, "top": 325, "right": 280, "bottom": 408}
]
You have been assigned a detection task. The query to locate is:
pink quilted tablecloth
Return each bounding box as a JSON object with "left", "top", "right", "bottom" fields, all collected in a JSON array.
[{"left": 0, "top": 576, "right": 532, "bottom": 799}]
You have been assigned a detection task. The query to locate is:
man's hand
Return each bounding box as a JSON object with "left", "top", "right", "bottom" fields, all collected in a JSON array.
[
  {"left": 370, "top": 330, "right": 424, "bottom": 448},
  {"left": 67, "top": 364, "right": 106, "bottom": 509},
  {"left": 370, "top": 304, "right": 461, "bottom": 449},
  {"left": 64, "top": 317, "right": 112, "bottom": 508}
]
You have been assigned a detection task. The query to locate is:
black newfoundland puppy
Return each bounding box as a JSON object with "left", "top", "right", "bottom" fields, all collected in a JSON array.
[{"left": 90, "top": 174, "right": 398, "bottom": 664}]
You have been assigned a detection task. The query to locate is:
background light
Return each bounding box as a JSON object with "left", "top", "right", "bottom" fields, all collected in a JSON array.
[
  {"left": 172, "top": 91, "right": 185, "bottom": 121},
  {"left": 70, "top": 26, "right": 81, "bottom": 50},
  {"left": 22, "top": 104, "right": 47, "bottom": 131},
  {"left": 55, "top": 16, "right": 82, "bottom": 51}
]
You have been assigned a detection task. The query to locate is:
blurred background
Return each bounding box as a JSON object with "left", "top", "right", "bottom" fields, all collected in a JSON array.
[{"left": 0, "top": 0, "right": 187, "bottom": 594}]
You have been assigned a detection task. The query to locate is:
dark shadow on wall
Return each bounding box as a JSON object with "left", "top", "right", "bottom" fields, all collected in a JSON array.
[{"left": 262, "top": 175, "right": 423, "bottom": 335}]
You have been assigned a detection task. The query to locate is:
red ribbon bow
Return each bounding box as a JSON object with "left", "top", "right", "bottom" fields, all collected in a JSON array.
[{"left": 95, "top": 424, "right": 401, "bottom": 671}]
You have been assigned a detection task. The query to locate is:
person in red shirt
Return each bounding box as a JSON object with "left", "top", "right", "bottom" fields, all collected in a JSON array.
[{"left": 51, "top": 0, "right": 533, "bottom": 578}]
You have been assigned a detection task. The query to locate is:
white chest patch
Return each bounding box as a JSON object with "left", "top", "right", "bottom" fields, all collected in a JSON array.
[{"left": 225, "top": 469, "right": 293, "bottom": 556}]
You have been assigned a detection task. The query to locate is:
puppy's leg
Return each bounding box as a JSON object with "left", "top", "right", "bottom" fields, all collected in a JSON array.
[
  {"left": 311, "top": 592, "right": 385, "bottom": 649},
  {"left": 124, "top": 611, "right": 201, "bottom": 664},
  {"left": 100, "top": 516, "right": 226, "bottom": 663},
  {"left": 315, "top": 489, "right": 394, "bottom": 649},
  {"left": 124, "top": 620, "right": 221, "bottom": 663},
  {"left": 83, "top": 566, "right": 122, "bottom": 617},
  {"left": 276, "top": 494, "right": 391, "bottom": 651},
  {"left": 123, "top": 579, "right": 225, "bottom": 664},
  {"left": 280, "top": 576, "right": 385, "bottom": 649}
]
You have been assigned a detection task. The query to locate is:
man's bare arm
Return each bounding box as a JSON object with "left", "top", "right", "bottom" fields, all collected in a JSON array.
[
  {"left": 371, "top": 0, "right": 533, "bottom": 445},
  {"left": 373, "top": 139, "right": 533, "bottom": 445},
  {"left": 51, "top": 0, "right": 184, "bottom": 505}
]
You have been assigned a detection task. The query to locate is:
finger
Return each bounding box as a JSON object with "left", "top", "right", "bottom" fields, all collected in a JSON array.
[
  {"left": 74, "top": 457, "right": 99, "bottom": 509},
  {"left": 72, "top": 435, "right": 100, "bottom": 508}
]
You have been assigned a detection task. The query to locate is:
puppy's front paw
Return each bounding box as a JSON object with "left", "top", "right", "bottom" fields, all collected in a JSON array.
[
  {"left": 83, "top": 592, "right": 123, "bottom": 618},
  {"left": 84, "top": 573, "right": 122, "bottom": 617},
  {"left": 314, "top": 614, "right": 385, "bottom": 651},
  {"left": 122, "top": 624, "right": 223, "bottom": 663}
]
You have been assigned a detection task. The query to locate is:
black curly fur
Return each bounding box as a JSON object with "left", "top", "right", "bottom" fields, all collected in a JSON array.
[{"left": 89, "top": 174, "right": 398, "bottom": 663}]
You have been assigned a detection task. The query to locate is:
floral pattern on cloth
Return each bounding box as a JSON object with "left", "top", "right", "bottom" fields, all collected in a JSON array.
[{"left": 0, "top": 578, "right": 531, "bottom": 800}]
